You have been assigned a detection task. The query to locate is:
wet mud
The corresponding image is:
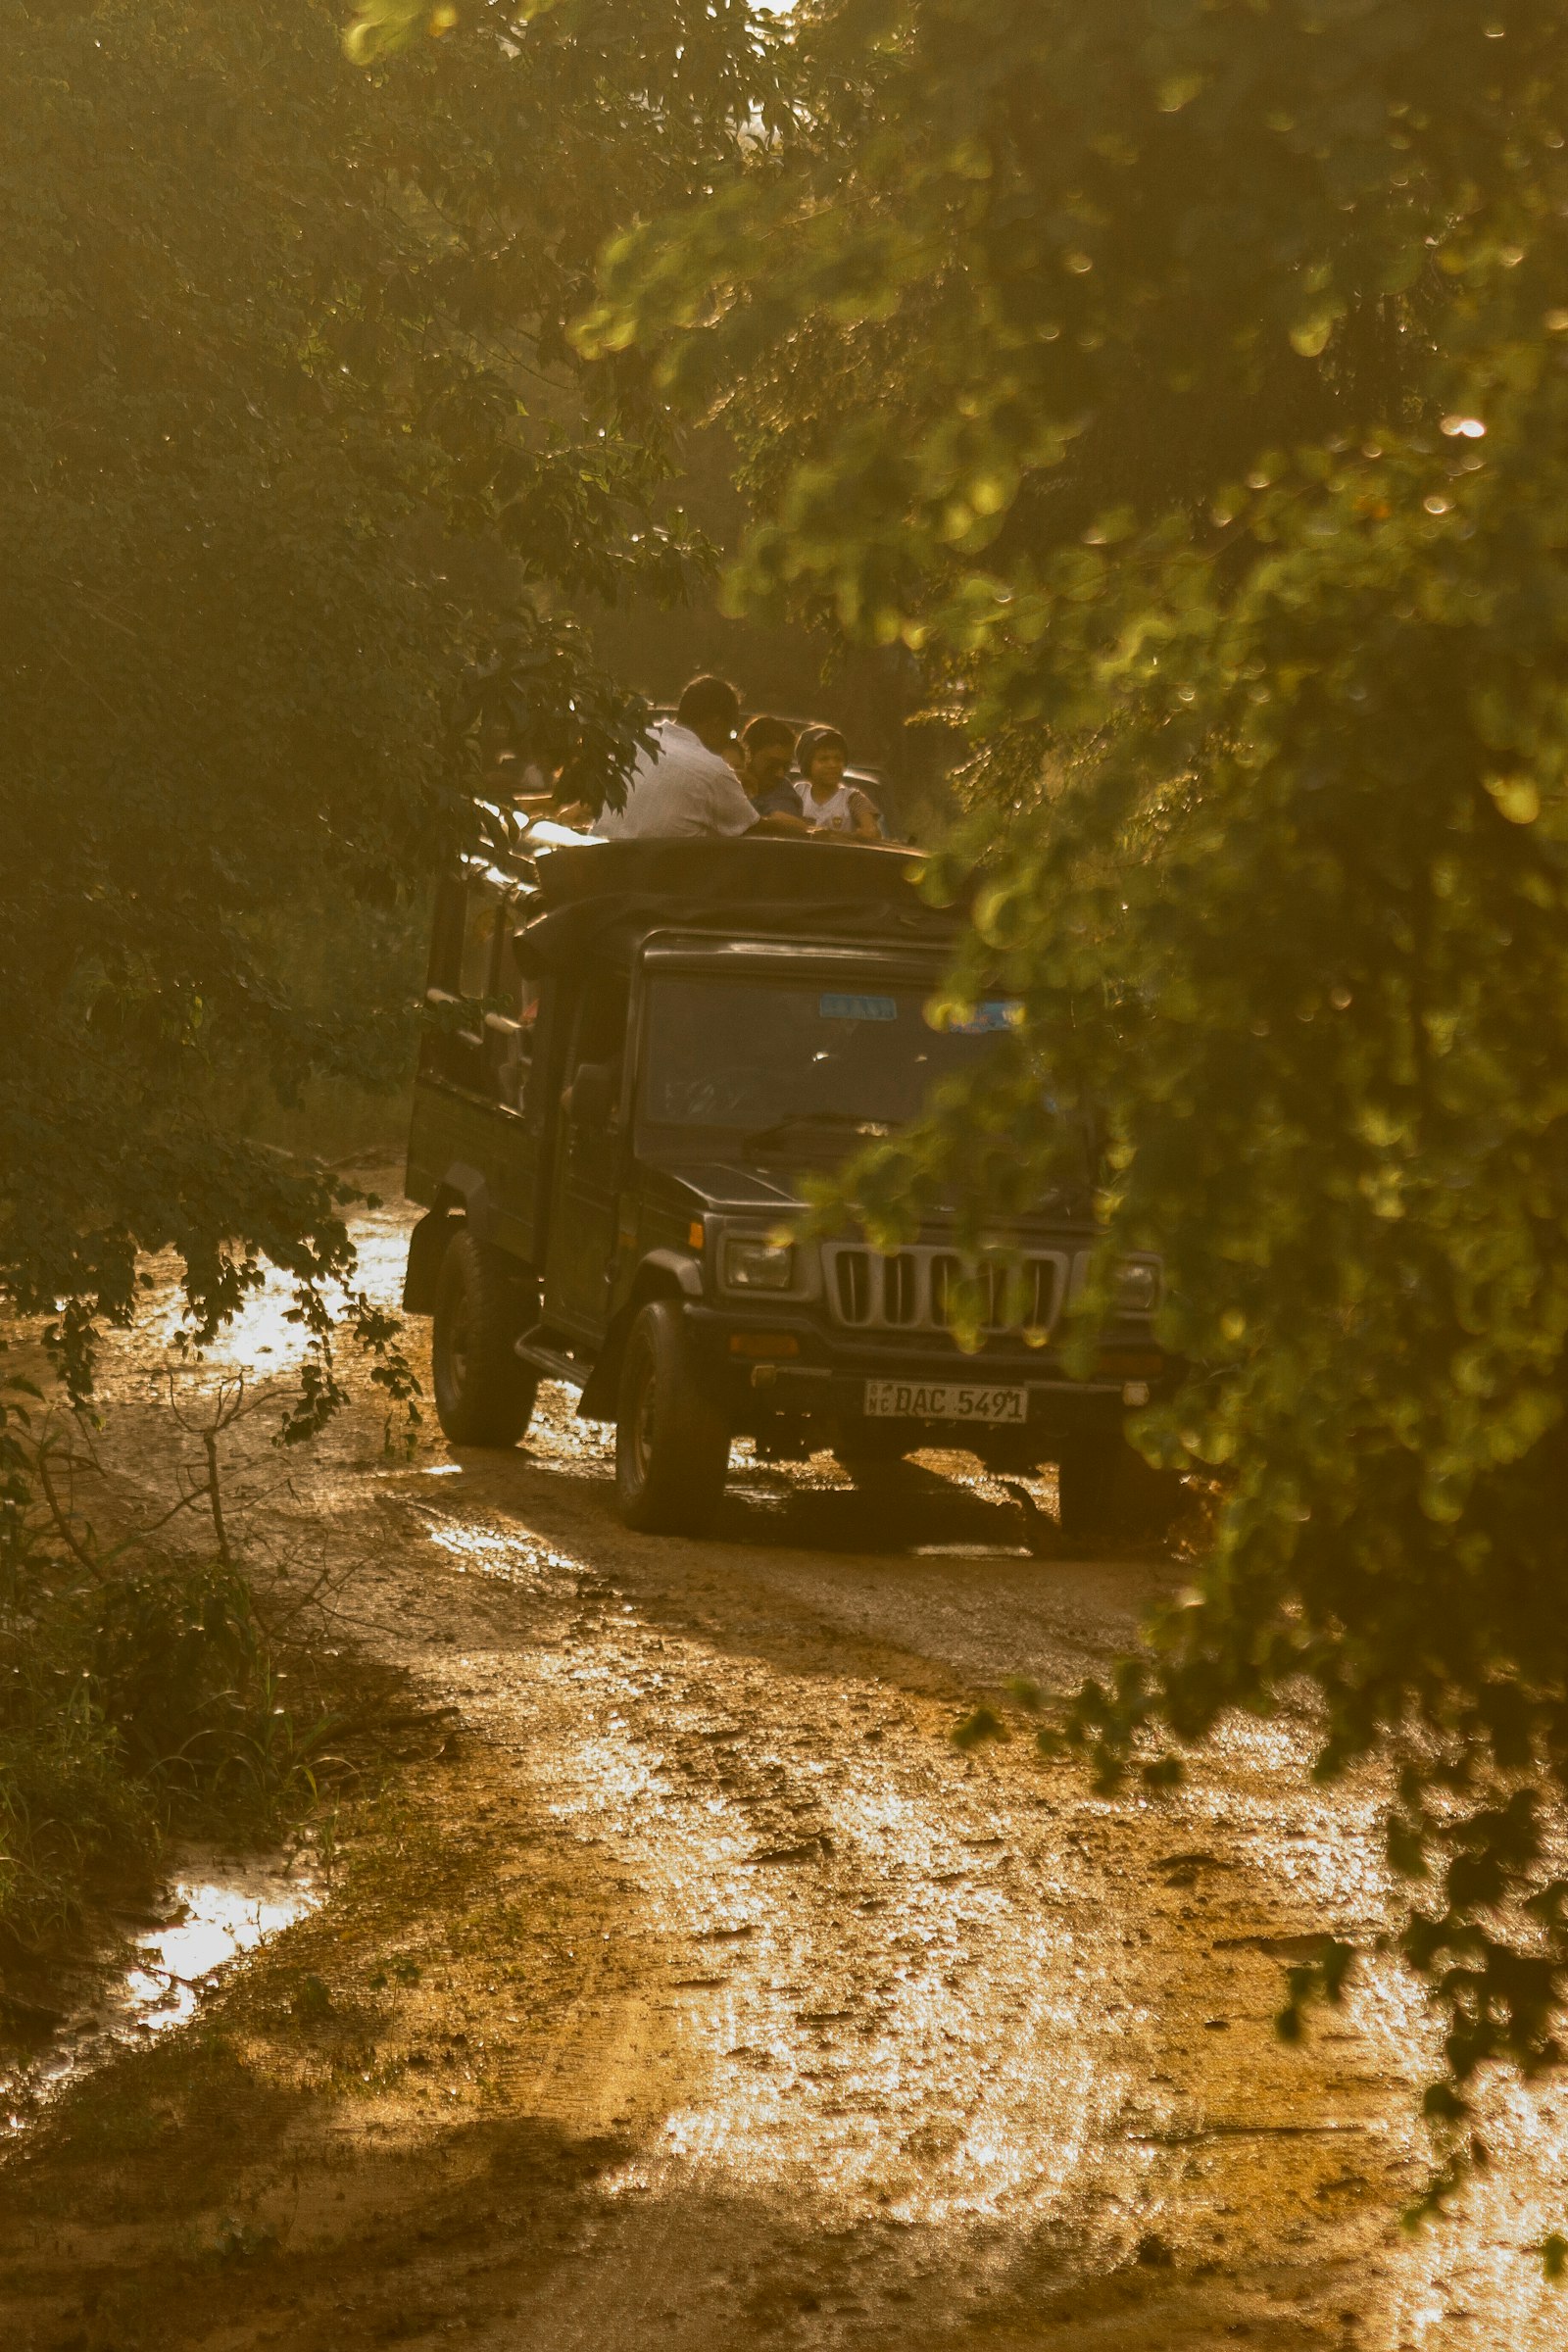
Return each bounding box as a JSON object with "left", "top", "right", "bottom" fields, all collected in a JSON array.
[{"left": 2, "top": 1182, "right": 1566, "bottom": 2348}]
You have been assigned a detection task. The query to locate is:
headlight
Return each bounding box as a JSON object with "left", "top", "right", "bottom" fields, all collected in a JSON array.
[
  {"left": 1114, "top": 1259, "right": 1160, "bottom": 1316},
  {"left": 723, "top": 1236, "right": 795, "bottom": 1292}
]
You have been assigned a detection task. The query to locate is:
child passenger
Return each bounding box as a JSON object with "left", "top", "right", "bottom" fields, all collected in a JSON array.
[{"left": 792, "top": 726, "right": 882, "bottom": 842}]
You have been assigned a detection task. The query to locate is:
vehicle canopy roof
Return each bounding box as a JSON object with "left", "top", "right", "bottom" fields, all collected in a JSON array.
[{"left": 508, "top": 832, "right": 962, "bottom": 978}]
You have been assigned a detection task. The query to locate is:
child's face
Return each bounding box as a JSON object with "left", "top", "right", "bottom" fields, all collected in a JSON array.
[{"left": 810, "top": 748, "right": 846, "bottom": 791}]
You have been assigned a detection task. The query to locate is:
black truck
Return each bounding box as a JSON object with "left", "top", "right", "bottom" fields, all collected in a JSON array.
[{"left": 402, "top": 811, "right": 1171, "bottom": 1536}]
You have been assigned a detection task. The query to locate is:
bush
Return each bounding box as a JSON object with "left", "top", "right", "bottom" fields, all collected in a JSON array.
[{"left": 0, "top": 1381, "right": 337, "bottom": 1957}]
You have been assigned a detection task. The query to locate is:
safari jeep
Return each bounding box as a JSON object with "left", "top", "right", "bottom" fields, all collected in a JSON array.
[{"left": 402, "top": 813, "right": 1172, "bottom": 1537}]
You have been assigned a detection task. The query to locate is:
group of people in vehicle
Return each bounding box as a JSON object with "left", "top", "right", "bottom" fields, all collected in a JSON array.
[{"left": 582, "top": 676, "right": 888, "bottom": 846}]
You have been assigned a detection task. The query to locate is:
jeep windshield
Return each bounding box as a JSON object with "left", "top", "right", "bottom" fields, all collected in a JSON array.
[{"left": 638, "top": 974, "right": 1023, "bottom": 1146}]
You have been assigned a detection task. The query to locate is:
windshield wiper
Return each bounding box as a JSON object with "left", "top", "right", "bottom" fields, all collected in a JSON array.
[{"left": 744, "top": 1112, "right": 894, "bottom": 1153}]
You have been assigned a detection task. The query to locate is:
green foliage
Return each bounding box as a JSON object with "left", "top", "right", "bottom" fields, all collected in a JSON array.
[
  {"left": 447, "top": 613, "right": 655, "bottom": 808},
  {"left": 592, "top": 0, "right": 1568, "bottom": 2187},
  {"left": 1, "top": 0, "right": 775, "bottom": 1386},
  {"left": 0, "top": 0, "right": 784, "bottom": 1986}
]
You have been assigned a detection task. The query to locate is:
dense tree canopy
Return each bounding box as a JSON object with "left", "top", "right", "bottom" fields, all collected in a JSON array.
[
  {"left": 586, "top": 0, "right": 1568, "bottom": 2198},
  {"left": 0, "top": 0, "right": 778, "bottom": 1389}
]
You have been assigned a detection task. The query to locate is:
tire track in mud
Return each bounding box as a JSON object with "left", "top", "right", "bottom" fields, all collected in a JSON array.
[
  {"left": 419, "top": 1526, "right": 1137, "bottom": 2344},
  {"left": 344, "top": 1471, "right": 1395, "bottom": 2347}
]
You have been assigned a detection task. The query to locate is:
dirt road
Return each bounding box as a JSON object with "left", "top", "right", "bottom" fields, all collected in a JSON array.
[{"left": 4, "top": 1189, "right": 1567, "bottom": 2349}]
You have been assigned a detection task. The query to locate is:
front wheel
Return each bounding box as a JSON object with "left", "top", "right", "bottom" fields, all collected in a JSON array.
[
  {"left": 615, "top": 1300, "right": 731, "bottom": 1534},
  {"left": 431, "top": 1228, "right": 538, "bottom": 1446}
]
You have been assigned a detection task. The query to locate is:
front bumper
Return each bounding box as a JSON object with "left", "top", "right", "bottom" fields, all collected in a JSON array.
[{"left": 680, "top": 1303, "right": 1170, "bottom": 1430}]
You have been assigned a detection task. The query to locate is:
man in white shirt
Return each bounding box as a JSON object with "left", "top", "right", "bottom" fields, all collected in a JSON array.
[{"left": 595, "top": 677, "right": 809, "bottom": 841}]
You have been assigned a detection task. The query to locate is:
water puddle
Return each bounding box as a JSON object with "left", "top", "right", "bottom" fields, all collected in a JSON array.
[
  {"left": 914, "top": 1543, "right": 1034, "bottom": 1558},
  {"left": 2, "top": 1847, "right": 318, "bottom": 2135}
]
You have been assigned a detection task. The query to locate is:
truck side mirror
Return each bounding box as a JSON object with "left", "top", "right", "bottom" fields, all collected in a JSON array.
[{"left": 567, "top": 1060, "right": 614, "bottom": 1129}]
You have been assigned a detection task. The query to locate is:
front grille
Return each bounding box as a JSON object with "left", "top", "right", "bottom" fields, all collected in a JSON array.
[{"left": 823, "top": 1244, "right": 1068, "bottom": 1337}]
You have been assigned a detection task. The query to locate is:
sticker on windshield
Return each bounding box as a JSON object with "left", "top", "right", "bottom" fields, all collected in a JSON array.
[
  {"left": 818, "top": 993, "right": 898, "bottom": 1021},
  {"left": 944, "top": 1000, "right": 1024, "bottom": 1036}
]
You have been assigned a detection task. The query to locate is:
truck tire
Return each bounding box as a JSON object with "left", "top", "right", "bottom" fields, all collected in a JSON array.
[
  {"left": 1056, "top": 1432, "right": 1184, "bottom": 1545},
  {"left": 431, "top": 1228, "right": 538, "bottom": 1446},
  {"left": 615, "top": 1300, "right": 731, "bottom": 1534}
]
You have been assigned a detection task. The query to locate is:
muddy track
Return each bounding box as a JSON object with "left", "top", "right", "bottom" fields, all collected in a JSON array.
[{"left": 2, "top": 1192, "right": 1566, "bottom": 2349}]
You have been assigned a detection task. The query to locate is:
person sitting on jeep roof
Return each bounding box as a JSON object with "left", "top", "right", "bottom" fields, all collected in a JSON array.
[
  {"left": 737, "top": 713, "right": 804, "bottom": 818},
  {"left": 793, "top": 725, "right": 883, "bottom": 842},
  {"left": 593, "top": 677, "right": 809, "bottom": 843}
]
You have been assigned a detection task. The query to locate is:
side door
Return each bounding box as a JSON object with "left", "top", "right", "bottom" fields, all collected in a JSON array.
[
  {"left": 409, "top": 863, "right": 536, "bottom": 1256},
  {"left": 541, "top": 968, "right": 631, "bottom": 1341}
]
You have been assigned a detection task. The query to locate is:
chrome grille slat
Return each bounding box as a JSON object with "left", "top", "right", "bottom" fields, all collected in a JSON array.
[
  {"left": 835, "top": 1250, "right": 870, "bottom": 1323},
  {"left": 884, "top": 1251, "right": 919, "bottom": 1325},
  {"left": 823, "top": 1244, "right": 1068, "bottom": 1337}
]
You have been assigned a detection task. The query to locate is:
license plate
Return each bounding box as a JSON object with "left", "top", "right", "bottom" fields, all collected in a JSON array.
[{"left": 863, "top": 1379, "right": 1027, "bottom": 1424}]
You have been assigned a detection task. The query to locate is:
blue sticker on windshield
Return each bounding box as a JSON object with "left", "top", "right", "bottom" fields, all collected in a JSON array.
[
  {"left": 946, "top": 1000, "right": 1024, "bottom": 1035},
  {"left": 819, "top": 993, "right": 898, "bottom": 1021}
]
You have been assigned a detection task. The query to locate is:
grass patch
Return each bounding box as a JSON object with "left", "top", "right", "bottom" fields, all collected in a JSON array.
[
  {"left": 0, "top": 1549, "right": 335, "bottom": 1959},
  {"left": 0, "top": 1370, "right": 409, "bottom": 1974}
]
